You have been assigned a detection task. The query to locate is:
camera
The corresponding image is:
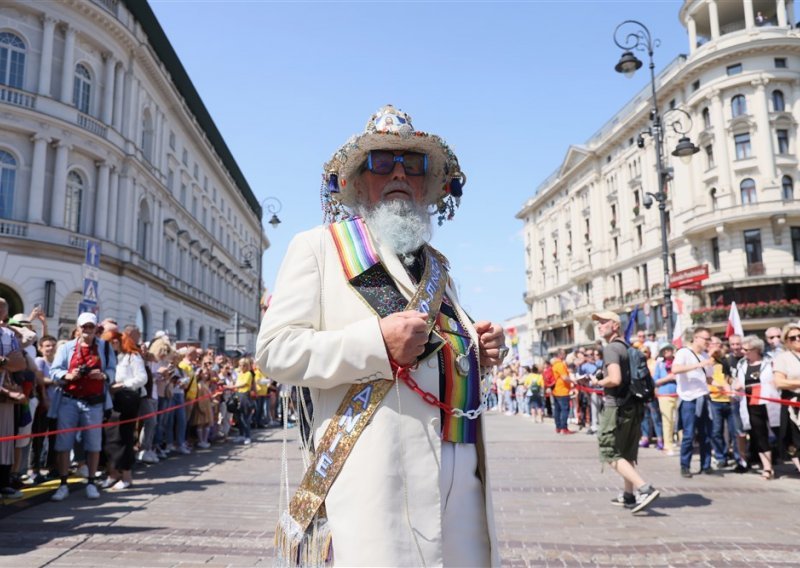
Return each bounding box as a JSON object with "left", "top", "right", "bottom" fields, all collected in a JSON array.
[{"left": 76, "top": 364, "right": 91, "bottom": 379}]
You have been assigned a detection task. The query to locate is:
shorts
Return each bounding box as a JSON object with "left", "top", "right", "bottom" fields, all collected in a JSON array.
[
  {"left": 530, "top": 394, "right": 544, "bottom": 410},
  {"left": 598, "top": 403, "right": 643, "bottom": 464},
  {"left": 54, "top": 396, "right": 104, "bottom": 453}
]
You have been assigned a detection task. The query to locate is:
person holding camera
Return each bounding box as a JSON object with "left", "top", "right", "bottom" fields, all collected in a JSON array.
[{"left": 48, "top": 312, "right": 116, "bottom": 501}]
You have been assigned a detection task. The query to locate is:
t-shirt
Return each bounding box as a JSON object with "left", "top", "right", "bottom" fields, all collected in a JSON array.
[
  {"left": 709, "top": 359, "right": 731, "bottom": 403},
  {"left": 744, "top": 363, "right": 762, "bottom": 405},
  {"left": 36, "top": 356, "right": 56, "bottom": 399},
  {"left": 674, "top": 347, "right": 710, "bottom": 401},
  {"left": 601, "top": 340, "right": 630, "bottom": 406},
  {"left": 772, "top": 350, "right": 800, "bottom": 394},
  {"left": 653, "top": 359, "right": 677, "bottom": 395}
]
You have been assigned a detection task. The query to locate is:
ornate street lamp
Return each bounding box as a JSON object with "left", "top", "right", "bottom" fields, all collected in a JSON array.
[{"left": 613, "top": 20, "right": 700, "bottom": 341}]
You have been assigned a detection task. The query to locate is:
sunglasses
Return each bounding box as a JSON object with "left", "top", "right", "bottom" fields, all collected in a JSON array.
[
  {"left": 366, "top": 150, "right": 427, "bottom": 176},
  {"left": 787, "top": 335, "right": 800, "bottom": 342}
]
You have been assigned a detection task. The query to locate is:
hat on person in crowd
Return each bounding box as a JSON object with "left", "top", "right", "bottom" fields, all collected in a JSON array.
[
  {"left": 321, "top": 104, "right": 466, "bottom": 225},
  {"left": 591, "top": 311, "right": 621, "bottom": 324},
  {"left": 658, "top": 343, "right": 676, "bottom": 357},
  {"left": 8, "top": 322, "right": 36, "bottom": 348},
  {"left": 76, "top": 312, "right": 98, "bottom": 327},
  {"left": 8, "top": 313, "right": 31, "bottom": 327}
]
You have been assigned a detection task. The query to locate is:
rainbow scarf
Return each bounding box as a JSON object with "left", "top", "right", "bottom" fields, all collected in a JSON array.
[
  {"left": 438, "top": 312, "right": 480, "bottom": 444},
  {"left": 329, "top": 216, "right": 381, "bottom": 280}
]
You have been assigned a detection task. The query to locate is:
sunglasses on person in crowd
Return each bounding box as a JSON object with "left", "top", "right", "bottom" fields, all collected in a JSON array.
[
  {"left": 366, "top": 150, "right": 428, "bottom": 176},
  {"left": 787, "top": 334, "right": 800, "bottom": 342}
]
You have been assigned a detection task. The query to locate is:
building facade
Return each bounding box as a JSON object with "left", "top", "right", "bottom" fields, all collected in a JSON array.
[
  {"left": 519, "top": 0, "right": 800, "bottom": 353},
  {"left": 0, "top": 0, "right": 267, "bottom": 348}
]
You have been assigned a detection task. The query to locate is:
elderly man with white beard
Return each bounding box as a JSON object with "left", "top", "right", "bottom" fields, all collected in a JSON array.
[{"left": 257, "top": 105, "right": 505, "bottom": 567}]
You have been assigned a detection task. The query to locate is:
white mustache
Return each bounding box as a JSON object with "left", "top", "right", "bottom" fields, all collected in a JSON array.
[{"left": 381, "top": 181, "right": 413, "bottom": 197}]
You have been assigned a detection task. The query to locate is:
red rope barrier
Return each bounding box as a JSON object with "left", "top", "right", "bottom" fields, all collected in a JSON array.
[{"left": 572, "top": 383, "right": 800, "bottom": 407}]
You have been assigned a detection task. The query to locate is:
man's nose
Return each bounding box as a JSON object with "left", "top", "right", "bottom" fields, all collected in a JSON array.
[{"left": 390, "top": 159, "right": 407, "bottom": 180}]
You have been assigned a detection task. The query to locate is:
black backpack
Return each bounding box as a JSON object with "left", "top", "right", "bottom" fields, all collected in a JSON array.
[{"left": 615, "top": 339, "right": 656, "bottom": 404}]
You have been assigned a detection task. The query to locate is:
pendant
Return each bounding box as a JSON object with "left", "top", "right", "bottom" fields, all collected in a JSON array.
[{"left": 456, "top": 354, "right": 471, "bottom": 375}]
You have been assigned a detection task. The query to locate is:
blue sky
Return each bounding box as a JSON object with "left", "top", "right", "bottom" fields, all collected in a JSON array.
[{"left": 150, "top": 0, "right": 690, "bottom": 323}]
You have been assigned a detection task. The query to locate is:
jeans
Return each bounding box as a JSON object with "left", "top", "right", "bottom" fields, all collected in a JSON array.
[
  {"left": 679, "top": 396, "right": 712, "bottom": 471},
  {"left": 710, "top": 400, "right": 740, "bottom": 462},
  {"left": 487, "top": 391, "right": 498, "bottom": 410},
  {"left": 503, "top": 391, "right": 513, "bottom": 413},
  {"left": 164, "top": 390, "right": 186, "bottom": 447},
  {"left": 138, "top": 397, "right": 157, "bottom": 452},
  {"left": 553, "top": 396, "right": 570, "bottom": 430},
  {"left": 640, "top": 399, "right": 663, "bottom": 441},
  {"left": 154, "top": 396, "right": 172, "bottom": 448}
]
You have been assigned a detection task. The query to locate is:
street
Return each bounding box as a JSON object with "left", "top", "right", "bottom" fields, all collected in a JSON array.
[{"left": 2, "top": 412, "right": 800, "bottom": 567}]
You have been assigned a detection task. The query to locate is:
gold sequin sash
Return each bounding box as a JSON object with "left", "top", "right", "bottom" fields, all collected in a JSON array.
[{"left": 275, "top": 245, "right": 449, "bottom": 567}]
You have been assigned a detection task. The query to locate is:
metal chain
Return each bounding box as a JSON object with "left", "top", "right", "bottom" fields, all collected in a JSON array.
[{"left": 392, "top": 363, "right": 489, "bottom": 420}]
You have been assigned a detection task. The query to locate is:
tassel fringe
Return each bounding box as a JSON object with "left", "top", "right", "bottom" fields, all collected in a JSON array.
[{"left": 274, "top": 512, "right": 333, "bottom": 567}]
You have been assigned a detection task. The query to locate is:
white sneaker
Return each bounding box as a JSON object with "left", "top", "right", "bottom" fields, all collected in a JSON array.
[
  {"left": 51, "top": 484, "right": 69, "bottom": 501},
  {"left": 178, "top": 445, "right": 191, "bottom": 455},
  {"left": 76, "top": 465, "right": 89, "bottom": 478},
  {"left": 101, "top": 477, "right": 118, "bottom": 489},
  {"left": 141, "top": 450, "right": 159, "bottom": 464},
  {"left": 110, "top": 480, "right": 131, "bottom": 491},
  {"left": 86, "top": 483, "right": 100, "bottom": 499},
  {"left": 197, "top": 441, "right": 211, "bottom": 449},
  {"left": 156, "top": 447, "right": 168, "bottom": 459},
  {"left": 243, "top": 438, "right": 251, "bottom": 445}
]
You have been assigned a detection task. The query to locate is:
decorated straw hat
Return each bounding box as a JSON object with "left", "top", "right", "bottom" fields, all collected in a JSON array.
[{"left": 321, "top": 104, "right": 466, "bottom": 224}]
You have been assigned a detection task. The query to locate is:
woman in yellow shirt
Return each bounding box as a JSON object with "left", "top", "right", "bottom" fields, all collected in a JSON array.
[{"left": 234, "top": 358, "right": 255, "bottom": 444}]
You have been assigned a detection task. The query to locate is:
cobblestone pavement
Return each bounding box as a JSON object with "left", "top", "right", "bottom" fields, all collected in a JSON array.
[{"left": 2, "top": 412, "right": 800, "bottom": 567}]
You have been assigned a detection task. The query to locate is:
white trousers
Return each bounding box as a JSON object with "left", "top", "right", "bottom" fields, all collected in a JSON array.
[{"left": 440, "top": 441, "right": 491, "bottom": 567}]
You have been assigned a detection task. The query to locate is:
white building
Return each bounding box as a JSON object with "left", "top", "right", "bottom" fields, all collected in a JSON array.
[
  {"left": 519, "top": 0, "right": 800, "bottom": 352},
  {"left": 0, "top": 0, "right": 267, "bottom": 349}
]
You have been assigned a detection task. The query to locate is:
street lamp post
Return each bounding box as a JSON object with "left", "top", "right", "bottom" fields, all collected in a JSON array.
[{"left": 613, "top": 20, "right": 699, "bottom": 341}]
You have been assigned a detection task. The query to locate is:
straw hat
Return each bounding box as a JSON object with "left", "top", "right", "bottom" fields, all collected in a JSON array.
[{"left": 321, "top": 104, "right": 466, "bottom": 224}]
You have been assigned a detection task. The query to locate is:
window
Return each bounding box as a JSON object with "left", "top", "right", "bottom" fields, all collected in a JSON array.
[
  {"left": 782, "top": 175, "right": 794, "bottom": 200},
  {"left": 731, "top": 95, "right": 747, "bottom": 118},
  {"left": 610, "top": 204, "right": 617, "bottom": 225},
  {"left": 181, "top": 148, "right": 188, "bottom": 166},
  {"left": 775, "top": 57, "right": 787, "bottom": 69},
  {"left": 165, "top": 237, "right": 174, "bottom": 273},
  {"left": 641, "top": 263, "right": 649, "bottom": 292},
  {"left": 180, "top": 183, "right": 187, "bottom": 206},
  {"left": 73, "top": 63, "right": 91, "bottom": 114},
  {"left": 169, "top": 131, "right": 175, "bottom": 150},
  {"left": 726, "top": 63, "right": 742, "bottom": 76},
  {"left": 669, "top": 98, "right": 676, "bottom": 110},
  {"left": 617, "top": 272, "right": 623, "bottom": 300},
  {"left": 705, "top": 144, "right": 715, "bottom": 168},
  {"left": 670, "top": 253, "right": 677, "bottom": 273},
  {"left": 692, "top": 80, "right": 700, "bottom": 92},
  {"left": 141, "top": 109, "right": 154, "bottom": 162},
  {"left": 636, "top": 225, "right": 643, "bottom": 248},
  {"left": 211, "top": 216, "right": 216, "bottom": 237},
  {"left": 613, "top": 237, "right": 619, "bottom": 258},
  {"left": 772, "top": 90, "right": 786, "bottom": 112},
  {"left": 702, "top": 107, "right": 711, "bottom": 129},
  {"left": 709, "top": 187, "right": 718, "bottom": 210},
  {"left": 792, "top": 227, "right": 800, "bottom": 262},
  {"left": 193, "top": 163, "right": 198, "bottom": 179},
  {"left": 0, "top": 150, "right": 16, "bottom": 219},
  {"left": 777, "top": 129, "right": 790, "bottom": 154},
  {"left": 136, "top": 200, "right": 151, "bottom": 258},
  {"left": 0, "top": 32, "right": 25, "bottom": 89},
  {"left": 740, "top": 178, "right": 757, "bottom": 204},
  {"left": 64, "top": 170, "right": 84, "bottom": 232},
  {"left": 167, "top": 168, "right": 174, "bottom": 192},
  {"left": 711, "top": 237, "right": 720, "bottom": 270},
  {"left": 734, "top": 133, "right": 752, "bottom": 159},
  {"left": 664, "top": 211, "right": 671, "bottom": 235},
  {"left": 191, "top": 196, "right": 197, "bottom": 217},
  {"left": 744, "top": 229, "right": 763, "bottom": 265}
]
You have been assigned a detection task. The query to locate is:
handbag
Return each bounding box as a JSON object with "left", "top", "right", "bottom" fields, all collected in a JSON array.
[{"left": 225, "top": 394, "right": 240, "bottom": 413}]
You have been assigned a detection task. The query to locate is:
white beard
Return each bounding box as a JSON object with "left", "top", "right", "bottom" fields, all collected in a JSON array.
[{"left": 356, "top": 199, "right": 432, "bottom": 266}]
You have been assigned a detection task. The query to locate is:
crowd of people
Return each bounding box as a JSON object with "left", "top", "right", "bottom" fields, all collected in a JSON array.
[
  {"left": 490, "top": 324, "right": 800, "bottom": 480},
  {"left": 0, "top": 300, "right": 297, "bottom": 502}
]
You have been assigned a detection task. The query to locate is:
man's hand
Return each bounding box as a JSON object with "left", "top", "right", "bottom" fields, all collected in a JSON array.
[
  {"left": 88, "top": 369, "right": 106, "bottom": 381},
  {"left": 475, "top": 321, "right": 505, "bottom": 367},
  {"left": 379, "top": 311, "right": 429, "bottom": 366}
]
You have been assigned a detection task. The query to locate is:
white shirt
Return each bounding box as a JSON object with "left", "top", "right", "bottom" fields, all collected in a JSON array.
[{"left": 674, "top": 347, "right": 711, "bottom": 401}]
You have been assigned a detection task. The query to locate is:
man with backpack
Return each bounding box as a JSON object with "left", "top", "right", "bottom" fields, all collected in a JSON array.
[{"left": 589, "top": 311, "right": 660, "bottom": 514}]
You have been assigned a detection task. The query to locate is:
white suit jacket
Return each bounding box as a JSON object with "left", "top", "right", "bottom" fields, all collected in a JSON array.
[{"left": 256, "top": 225, "right": 499, "bottom": 567}]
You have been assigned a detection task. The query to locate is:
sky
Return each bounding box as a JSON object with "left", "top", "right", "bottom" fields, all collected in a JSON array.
[{"left": 149, "top": 0, "right": 691, "bottom": 324}]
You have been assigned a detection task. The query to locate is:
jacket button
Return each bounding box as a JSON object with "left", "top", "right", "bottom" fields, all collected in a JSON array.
[{"left": 426, "top": 358, "right": 437, "bottom": 369}]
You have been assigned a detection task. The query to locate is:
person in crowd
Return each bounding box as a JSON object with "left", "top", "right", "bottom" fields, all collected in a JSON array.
[
  {"left": 31, "top": 334, "right": 58, "bottom": 483},
  {"left": 771, "top": 322, "right": 800, "bottom": 476},
  {"left": 639, "top": 345, "right": 662, "bottom": 450},
  {"left": 515, "top": 370, "right": 529, "bottom": 417},
  {"left": 102, "top": 329, "right": 146, "bottom": 491},
  {"left": 255, "top": 104, "right": 504, "bottom": 565},
  {"left": 233, "top": 357, "right": 254, "bottom": 445},
  {"left": 190, "top": 368, "right": 214, "bottom": 449},
  {"left": 672, "top": 327, "right": 714, "bottom": 478},
  {"left": 0, "top": 298, "right": 28, "bottom": 499},
  {"left": 527, "top": 365, "right": 545, "bottom": 423},
  {"left": 579, "top": 350, "right": 602, "bottom": 435},
  {"left": 726, "top": 335, "right": 745, "bottom": 369},
  {"left": 137, "top": 346, "right": 159, "bottom": 464},
  {"left": 653, "top": 344, "right": 679, "bottom": 456},
  {"left": 734, "top": 335, "right": 781, "bottom": 479},
  {"left": 49, "top": 312, "right": 116, "bottom": 501},
  {"left": 166, "top": 351, "right": 191, "bottom": 455},
  {"left": 589, "top": 311, "right": 660, "bottom": 514},
  {"left": 216, "top": 362, "right": 237, "bottom": 440},
  {"left": 149, "top": 337, "right": 174, "bottom": 458},
  {"left": 707, "top": 336, "right": 739, "bottom": 469},
  {"left": 765, "top": 327, "right": 784, "bottom": 358},
  {"left": 252, "top": 364, "right": 269, "bottom": 429},
  {"left": 502, "top": 367, "right": 516, "bottom": 415},
  {"left": 644, "top": 332, "right": 660, "bottom": 358},
  {"left": 551, "top": 355, "right": 573, "bottom": 434}
]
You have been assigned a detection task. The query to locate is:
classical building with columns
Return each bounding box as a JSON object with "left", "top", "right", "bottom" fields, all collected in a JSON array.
[
  {"left": 519, "top": 0, "right": 800, "bottom": 353},
  {"left": 0, "top": 0, "right": 266, "bottom": 347}
]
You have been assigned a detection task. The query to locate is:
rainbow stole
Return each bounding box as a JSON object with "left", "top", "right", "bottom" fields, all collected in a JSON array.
[
  {"left": 437, "top": 311, "right": 480, "bottom": 444},
  {"left": 329, "top": 216, "right": 380, "bottom": 280}
]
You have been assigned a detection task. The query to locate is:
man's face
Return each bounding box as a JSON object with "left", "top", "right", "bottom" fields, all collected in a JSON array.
[
  {"left": 596, "top": 318, "right": 618, "bottom": 340},
  {"left": 766, "top": 327, "right": 782, "bottom": 348},
  {"left": 728, "top": 336, "right": 743, "bottom": 355},
  {"left": 693, "top": 330, "right": 712, "bottom": 351},
  {"left": 80, "top": 323, "right": 96, "bottom": 343},
  {"left": 637, "top": 331, "right": 645, "bottom": 343},
  {"left": 358, "top": 150, "right": 426, "bottom": 207},
  {"left": 40, "top": 339, "right": 56, "bottom": 359}
]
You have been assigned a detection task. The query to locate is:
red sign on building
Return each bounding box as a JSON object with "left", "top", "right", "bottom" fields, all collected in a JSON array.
[{"left": 669, "top": 265, "right": 709, "bottom": 289}]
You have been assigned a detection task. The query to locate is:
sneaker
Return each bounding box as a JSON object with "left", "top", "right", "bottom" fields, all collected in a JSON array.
[
  {"left": 101, "top": 477, "right": 118, "bottom": 489},
  {"left": 110, "top": 480, "right": 131, "bottom": 491},
  {"left": 243, "top": 438, "right": 251, "bottom": 445},
  {"left": 156, "top": 447, "right": 168, "bottom": 459},
  {"left": 141, "top": 450, "right": 159, "bottom": 464},
  {"left": 610, "top": 492, "right": 635, "bottom": 508},
  {"left": 631, "top": 485, "right": 660, "bottom": 514},
  {"left": 76, "top": 465, "right": 89, "bottom": 478},
  {"left": 681, "top": 468, "right": 693, "bottom": 478},
  {"left": 734, "top": 462, "right": 749, "bottom": 474},
  {"left": 86, "top": 483, "right": 100, "bottom": 499},
  {"left": 197, "top": 441, "right": 211, "bottom": 449},
  {"left": 639, "top": 438, "right": 650, "bottom": 448},
  {"left": 51, "top": 484, "right": 69, "bottom": 501},
  {"left": 0, "top": 487, "right": 23, "bottom": 499},
  {"left": 178, "top": 445, "right": 191, "bottom": 455},
  {"left": 31, "top": 473, "right": 47, "bottom": 485}
]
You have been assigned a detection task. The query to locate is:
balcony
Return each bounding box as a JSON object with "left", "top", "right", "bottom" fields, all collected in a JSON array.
[
  {"left": 692, "top": 300, "right": 800, "bottom": 325},
  {"left": 0, "top": 85, "right": 36, "bottom": 109},
  {"left": 0, "top": 220, "right": 28, "bottom": 237},
  {"left": 77, "top": 112, "right": 108, "bottom": 137},
  {"left": 682, "top": 199, "right": 789, "bottom": 237},
  {"left": 746, "top": 262, "right": 766, "bottom": 277}
]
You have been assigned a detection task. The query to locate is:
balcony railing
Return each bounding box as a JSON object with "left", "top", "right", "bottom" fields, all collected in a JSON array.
[
  {"left": 77, "top": 112, "right": 107, "bottom": 137},
  {"left": 0, "top": 85, "right": 36, "bottom": 109},
  {"left": 0, "top": 220, "right": 28, "bottom": 237},
  {"left": 746, "top": 262, "right": 766, "bottom": 276}
]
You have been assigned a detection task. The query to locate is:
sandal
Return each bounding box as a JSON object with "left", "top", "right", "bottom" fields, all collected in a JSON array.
[{"left": 761, "top": 470, "right": 774, "bottom": 480}]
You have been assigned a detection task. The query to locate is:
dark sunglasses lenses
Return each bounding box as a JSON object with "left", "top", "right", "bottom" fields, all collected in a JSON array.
[
  {"left": 367, "top": 151, "right": 427, "bottom": 175},
  {"left": 788, "top": 335, "right": 800, "bottom": 342}
]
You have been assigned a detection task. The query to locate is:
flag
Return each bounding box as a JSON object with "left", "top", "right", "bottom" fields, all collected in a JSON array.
[
  {"left": 725, "top": 301, "right": 744, "bottom": 338},
  {"left": 672, "top": 303, "right": 683, "bottom": 348},
  {"left": 624, "top": 306, "right": 639, "bottom": 344}
]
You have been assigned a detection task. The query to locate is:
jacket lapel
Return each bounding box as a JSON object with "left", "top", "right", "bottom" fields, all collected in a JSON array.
[{"left": 372, "top": 231, "right": 416, "bottom": 301}]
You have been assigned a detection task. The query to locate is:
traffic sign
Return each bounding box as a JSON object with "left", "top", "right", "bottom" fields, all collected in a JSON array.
[
  {"left": 83, "top": 264, "right": 99, "bottom": 282},
  {"left": 83, "top": 279, "right": 99, "bottom": 303},
  {"left": 85, "top": 240, "right": 101, "bottom": 267},
  {"left": 78, "top": 301, "right": 98, "bottom": 315}
]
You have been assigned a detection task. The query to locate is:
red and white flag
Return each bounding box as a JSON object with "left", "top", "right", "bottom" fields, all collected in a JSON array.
[
  {"left": 672, "top": 313, "right": 683, "bottom": 348},
  {"left": 725, "top": 301, "right": 744, "bottom": 338}
]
